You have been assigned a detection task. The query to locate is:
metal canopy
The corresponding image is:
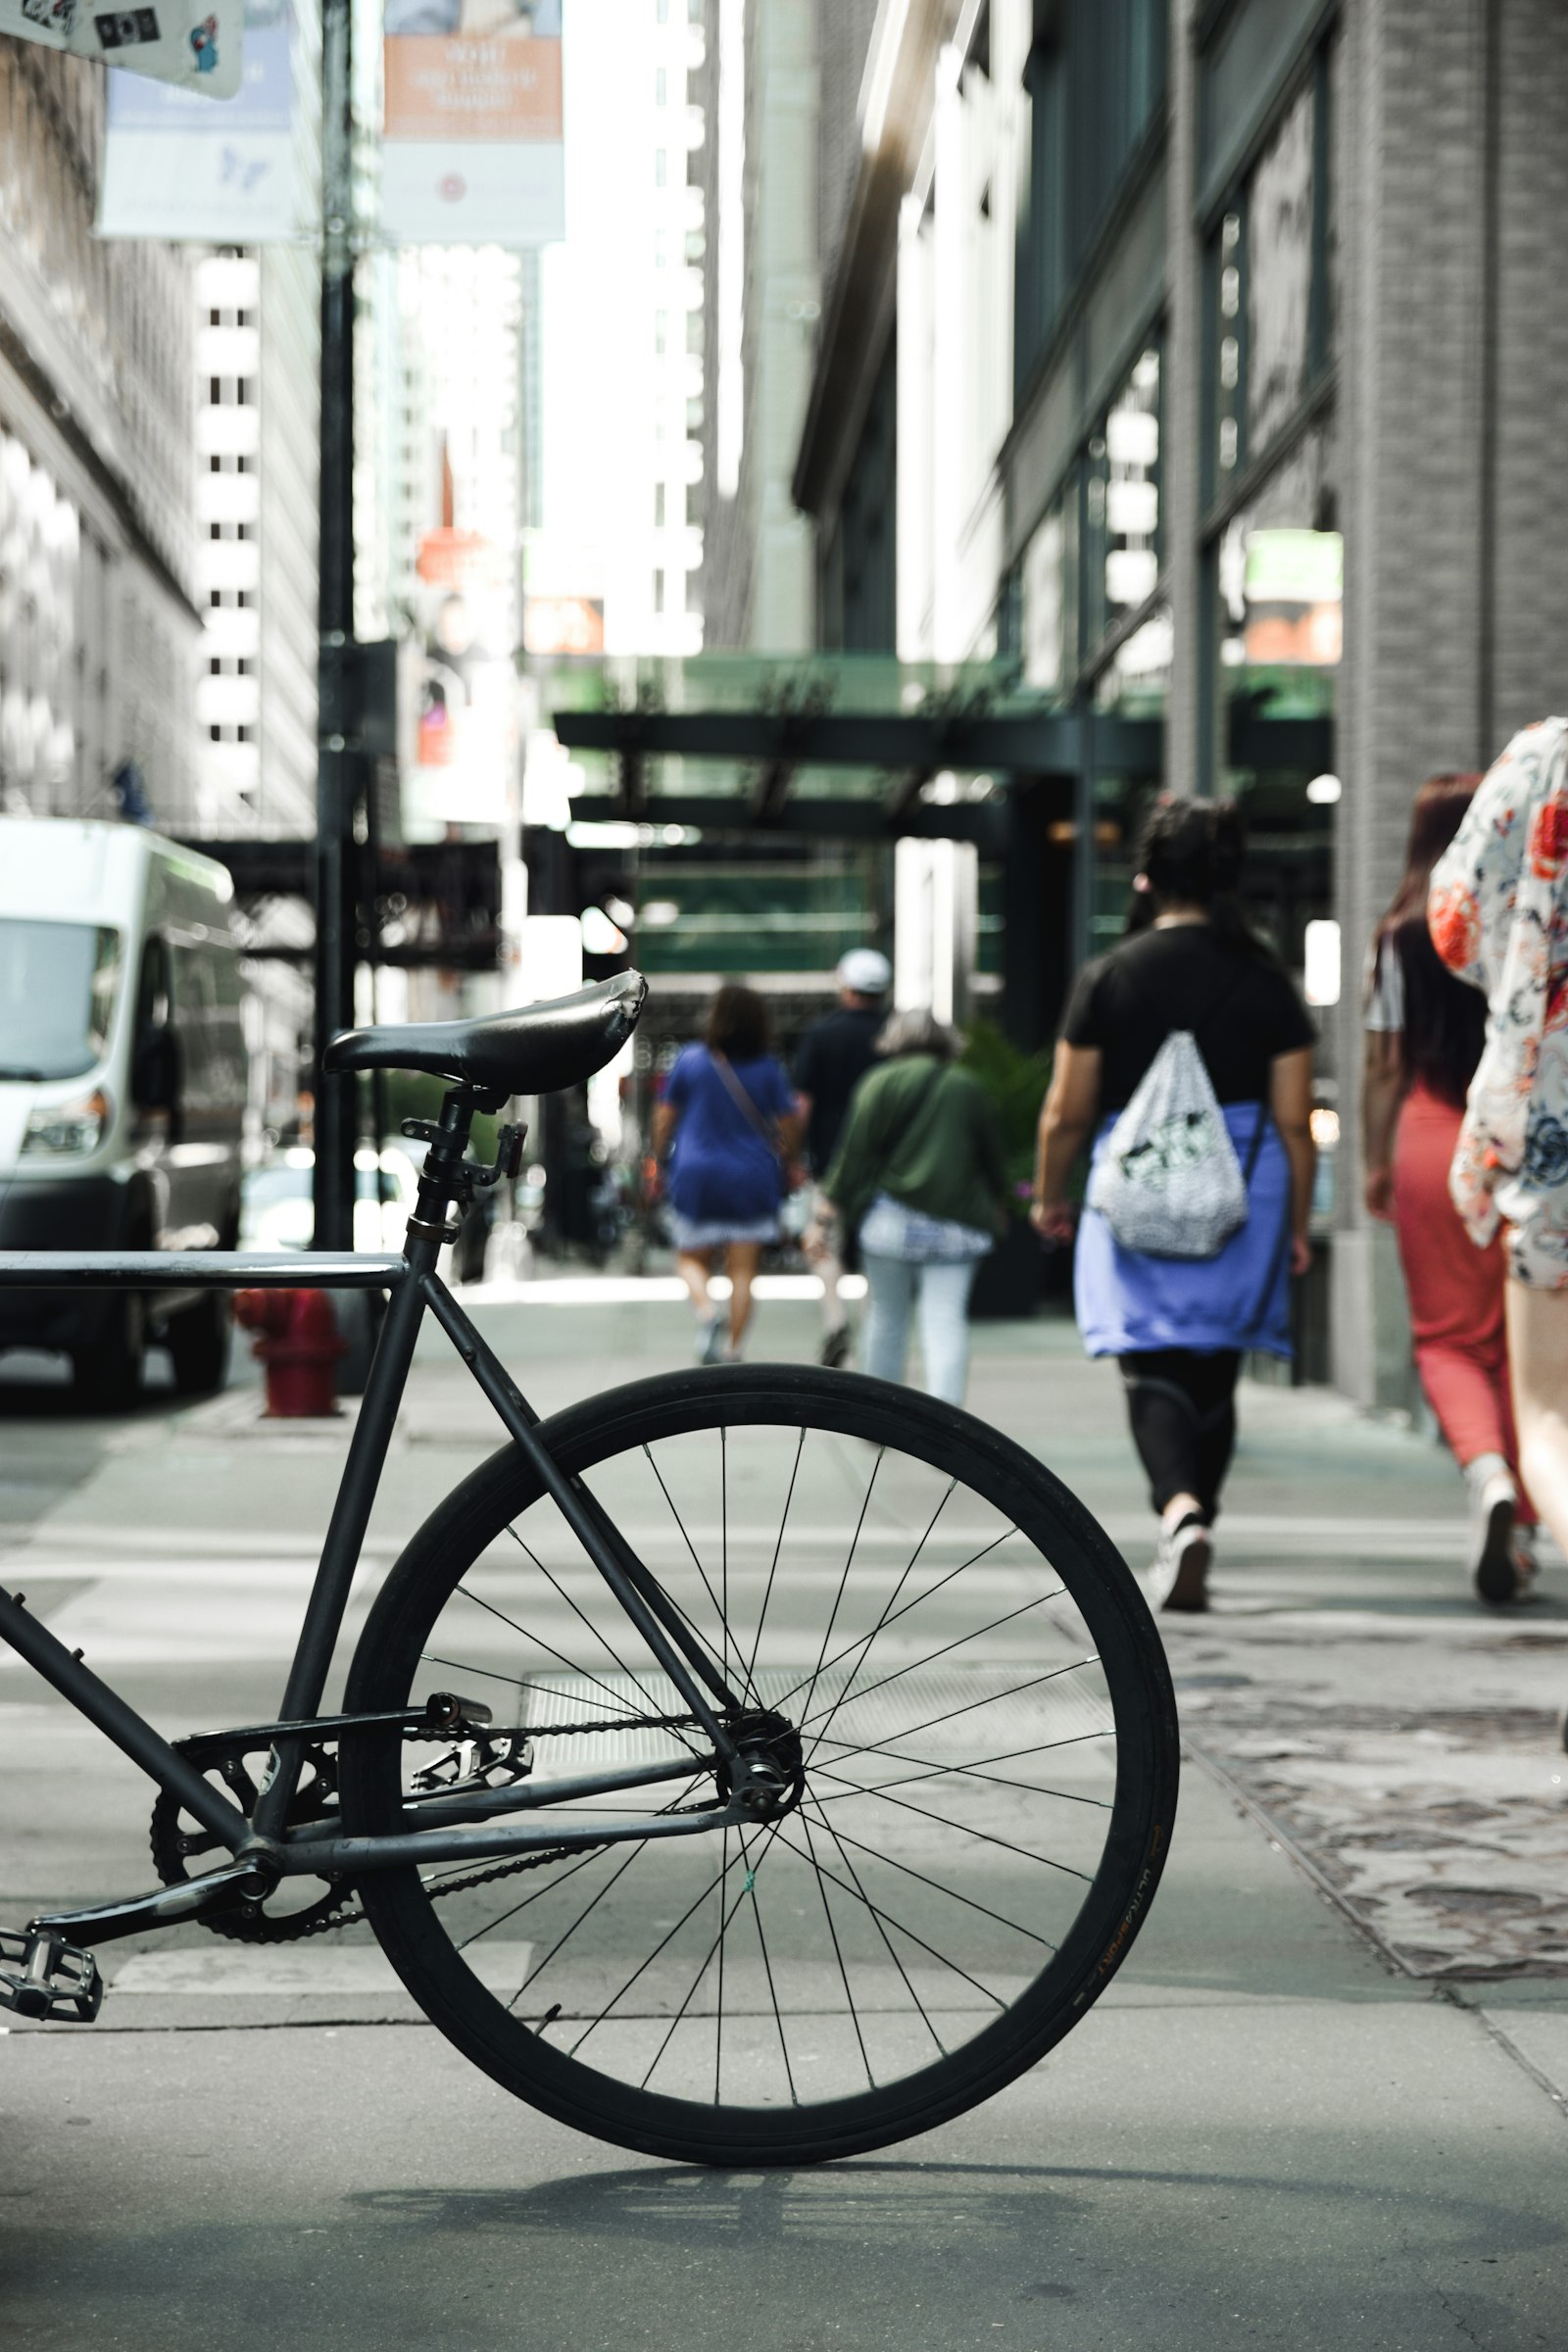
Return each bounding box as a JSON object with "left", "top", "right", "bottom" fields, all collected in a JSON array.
[{"left": 552, "top": 700, "right": 1163, "bottom": 843}]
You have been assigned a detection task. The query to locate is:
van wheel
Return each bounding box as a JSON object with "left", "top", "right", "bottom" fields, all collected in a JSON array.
[
  {"left": 167, "top": 1289, "right": 231, "bottom": 1397},
  {"left": 73, "top": 1294, "right": 147, "bottom": 1413}
]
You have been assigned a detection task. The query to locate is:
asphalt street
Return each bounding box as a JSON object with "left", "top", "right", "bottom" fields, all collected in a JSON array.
[{"left": 1, "top": 1286, "right": 1564, "bottom": 2350}]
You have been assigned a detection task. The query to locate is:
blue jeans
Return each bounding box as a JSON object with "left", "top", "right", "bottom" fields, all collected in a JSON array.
[{"left": 861, "top": 1252, "right": 979, "bottom": 1405}]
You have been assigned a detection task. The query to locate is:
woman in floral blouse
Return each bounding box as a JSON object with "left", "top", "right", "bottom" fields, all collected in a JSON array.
[{"left": 1429, "top": 716, "right": 1568, "bottom": 1583}]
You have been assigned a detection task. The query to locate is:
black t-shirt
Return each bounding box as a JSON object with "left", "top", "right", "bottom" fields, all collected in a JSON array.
[
  {"left": 1060, "top": 925, "right": 1316, "bottom": 1111},
  {"left": 794, "top": 1004, "right": 884, "bottom": 1173}
]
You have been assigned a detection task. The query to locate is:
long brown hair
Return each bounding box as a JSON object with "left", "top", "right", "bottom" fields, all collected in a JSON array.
[
  {"left": 1374, "top": 772, "right": 1486, "bottom": 1108},
  {"left": 704, "top": 982, "right": 771, "bottom": 1063}
]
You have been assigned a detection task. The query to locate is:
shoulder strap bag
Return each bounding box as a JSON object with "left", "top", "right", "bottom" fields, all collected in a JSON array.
[
  {"left": 710, "top": 1051, "right": 800, "bottom": 1184},
  {"left": 1085, "top": 957, "right": 1269, "bottom": 1260}
]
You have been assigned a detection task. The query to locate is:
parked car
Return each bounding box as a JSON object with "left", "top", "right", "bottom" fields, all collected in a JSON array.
[
  {"left": 0, "top": 818, "right": 247, "bottom": 1406},
  {"left": 240, "top": 1146, "right": 419, "bottom": 1255}
]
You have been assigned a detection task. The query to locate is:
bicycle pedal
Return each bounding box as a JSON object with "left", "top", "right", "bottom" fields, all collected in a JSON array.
[{"left": 0, "top": 1928, "right": 104, "bottom": 2024}]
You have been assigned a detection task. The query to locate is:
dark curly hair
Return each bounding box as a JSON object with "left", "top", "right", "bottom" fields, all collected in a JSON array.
[
  {"left": 705, "top": 982, "right": 772, "bottom": 1062},
  {"left": 1135, "top": 796, "right": 1270, "bottom": 959}
]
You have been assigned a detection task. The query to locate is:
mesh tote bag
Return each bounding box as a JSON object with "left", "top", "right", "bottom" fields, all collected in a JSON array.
[{"left": 1086, "top": 1027, "right": 1262, "bottom": 1259}]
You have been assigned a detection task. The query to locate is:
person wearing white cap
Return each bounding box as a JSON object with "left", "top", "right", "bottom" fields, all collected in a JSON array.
[{"left": 794, "top": 948, "right": 891, "bottom": 1364}]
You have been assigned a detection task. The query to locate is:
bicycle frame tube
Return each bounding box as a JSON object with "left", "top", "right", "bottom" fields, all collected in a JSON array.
[
  {"left": 0, "top": 1095, "right": 747, "bottom": 1866},
  {"left": 419, "top": 1272, "right": 743, "bottom": 1755}
]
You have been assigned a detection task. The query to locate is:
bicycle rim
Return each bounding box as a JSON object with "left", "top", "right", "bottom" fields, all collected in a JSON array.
[{"left": 339, "top": 1366, "right": 1178, "bottom": 2165}]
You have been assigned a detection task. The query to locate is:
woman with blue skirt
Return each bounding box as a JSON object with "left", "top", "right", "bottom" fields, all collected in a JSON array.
[{"left": 1032, "top": 800, "right": 1317, "bottom": 1612}]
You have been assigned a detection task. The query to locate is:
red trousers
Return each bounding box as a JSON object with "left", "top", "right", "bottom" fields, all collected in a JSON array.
[{"left": 1393, "top": 1084, "right": 1532, "bottom": 1510}]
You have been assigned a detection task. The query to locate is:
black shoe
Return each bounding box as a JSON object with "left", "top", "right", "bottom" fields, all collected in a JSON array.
[{"left": 819, "top": 1326, "right": 851, "bottom": 1369}]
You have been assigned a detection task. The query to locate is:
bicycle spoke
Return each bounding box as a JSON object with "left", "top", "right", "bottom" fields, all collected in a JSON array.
[
  {"left": 499, "top": 1529, "right": 707, "bottom": 1759},
  {"left": 743, "top": 1426, "right": 806, "bottom": 1690},
  {"left": 638, "top": 1851, "right": 755, "bottom": 2092},
  {"left": 808, "top": 1732, "right": 1112, "bottom": 1810},
  {"left": 768, "top": 1820, "right": 1011, "bottom": 2012},
  {"left": 798, "top": 1790, "right": 948, "bottom": 2058},
  {"left": 769, "top": 1517, "right": 1016, "bottom": 1715},
  {"left": 788, "top": 1478, "right": 957, "bottom": 1751},
  {"left": 443, "top": 1587, "right": 643, "bottom": 1719},
  {"left": 518, "top": 1836, "right": 668, "bottom": 2018},
  {"left": 814, "top": 1717, "right": 1113, "bottom": 1780},
  {"left": 567, "top": 1838, "right": 750, "bottom": 2058},
  {"left": 713, "top": 1823, "right": 728, "bottom": 2105},
  {"left": 808, "top": 1766, "right": 1094, "bottom": 1883},
  {"left": 798, "top": 1810, "right": 875, "bottom": 2089},
  {"left": 809, "top": 1816, "right": 1058, "bottom": 1950},
  {"left": 640, "top": 1444, "right": 754, "bottom": 1696},
  {"left": 802, "top": 1646, "right": 1100, "bottom": 1743},
  {"left": 799, "top": 1446, "right": 883, "bottom": 1728},
  {"left": 741, "top": 1823, "right": 798, "bottom": 2106}
]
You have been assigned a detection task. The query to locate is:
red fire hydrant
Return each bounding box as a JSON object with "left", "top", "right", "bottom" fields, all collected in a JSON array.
[{"left": 233, "top": 1290, "right": 347, "bottom": 1418}]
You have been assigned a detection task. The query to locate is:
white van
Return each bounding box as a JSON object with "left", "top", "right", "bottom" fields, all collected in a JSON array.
[{"left": 0, "top": 818, "right": 248, "bottom": 1405}]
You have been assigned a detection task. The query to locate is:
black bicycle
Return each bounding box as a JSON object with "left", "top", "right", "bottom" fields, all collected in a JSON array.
[{"left": 0, "top": 973, "right": 1179, "bottom": 2166}]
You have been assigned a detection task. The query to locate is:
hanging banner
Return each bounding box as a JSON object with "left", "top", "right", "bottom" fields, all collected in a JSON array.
[
  {"left": 380, "top": 0, "right": 564, "bottom": 248},
  {"left": 402, "top": 525, "right": 518, "bottom": 829},
  {"left": 98, "top": 0, "right": 305, "bottom": 240},
  {"left": 0, "top": 0, "right": 242, "bottom": 98}
]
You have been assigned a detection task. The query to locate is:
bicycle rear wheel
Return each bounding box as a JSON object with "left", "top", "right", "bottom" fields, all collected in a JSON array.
[{"left": 338, "top": 1366, "right": 1178, "bottom": 2166}]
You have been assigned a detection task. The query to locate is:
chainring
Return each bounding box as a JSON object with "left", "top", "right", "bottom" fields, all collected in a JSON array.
[
  {"left": 149, "top": 1733, "right": 355, "bottom": 1944},
  {"left": 150, "top": 1708, "right": 713, "bottom": 1942}
]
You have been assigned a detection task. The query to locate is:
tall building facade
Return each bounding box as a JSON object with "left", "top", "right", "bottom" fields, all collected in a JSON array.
[
  {"left": 791, "top": 0, "right": 1568, "bottom": 1401},
  {"left": 0, "top": 41, "right": 201, "bottom": 829},
  {"left": 192, "top": 247, "right": 320, "bottom": 839},
  {"left": 693, "top": 0, "right": 820, "bottom": 653}
]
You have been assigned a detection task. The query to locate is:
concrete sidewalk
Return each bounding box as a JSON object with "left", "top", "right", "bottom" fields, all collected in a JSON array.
[{"left": 1, "top": 1290, "right": 1565, "bottom": 2348}]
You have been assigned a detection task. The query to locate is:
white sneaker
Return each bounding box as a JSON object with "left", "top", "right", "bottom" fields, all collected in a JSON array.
[
  {"left": 1153, "top": 1516, "right": 1211, "bottom": 1613},
  {"left": 1466, "top": 1457, "right": 1519, "bottom": 1604},
  {"left": 697, "top": 1313, "right": 725, "bottom": 1366}
]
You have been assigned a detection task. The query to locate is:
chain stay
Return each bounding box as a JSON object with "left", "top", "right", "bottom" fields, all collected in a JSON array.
[{"left": 152, "top": 1710, "right": 708, "bottom": 1942}]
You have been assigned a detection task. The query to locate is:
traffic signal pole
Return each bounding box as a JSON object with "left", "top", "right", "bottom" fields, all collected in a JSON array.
[{"left": 313, "top": 0, "right": 359, "bottom": 1253}]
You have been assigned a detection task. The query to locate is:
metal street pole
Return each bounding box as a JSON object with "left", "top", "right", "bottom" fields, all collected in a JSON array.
[{"left": 313, "top": 0, "right": 359, "bottom": 1252}]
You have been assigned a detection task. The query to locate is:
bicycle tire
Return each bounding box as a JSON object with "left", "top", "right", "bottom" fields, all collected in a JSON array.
[{"left": 338, "top": 1365, "right": 1179, "bottom": 2166}]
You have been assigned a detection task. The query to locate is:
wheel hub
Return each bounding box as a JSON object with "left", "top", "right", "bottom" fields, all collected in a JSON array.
[{"left": 717, "top": 1709, "right": 805, "bottom": 1821}]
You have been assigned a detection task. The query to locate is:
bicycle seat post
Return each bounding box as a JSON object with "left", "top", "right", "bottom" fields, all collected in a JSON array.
[{"left": 404, "top": 1086, "right": 487, "bottom": 1250}]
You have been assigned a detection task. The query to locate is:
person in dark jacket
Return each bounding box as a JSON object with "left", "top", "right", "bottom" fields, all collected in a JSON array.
[
  {"left": 793, "top": 947, "right": 891, "bottom": 1364},
  {"left": 817, "top": 1009, "right": 1007, "bottom": 1406}
]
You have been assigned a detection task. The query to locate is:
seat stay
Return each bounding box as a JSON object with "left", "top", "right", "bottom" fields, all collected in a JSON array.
[{"left": 419, "top": 1272, "right": 745, "bottom": 1761}]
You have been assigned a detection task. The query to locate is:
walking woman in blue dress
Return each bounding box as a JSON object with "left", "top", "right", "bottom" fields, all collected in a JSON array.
[
  {"left": 1032, "top": 800, "right": 1317, "bottom": 1611},
  {"left": 652, "top": 982, "right": 803, "bottom": 1363}
]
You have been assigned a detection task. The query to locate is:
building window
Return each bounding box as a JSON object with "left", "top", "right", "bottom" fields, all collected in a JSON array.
[
  {"left": 1204, "top": 46, "right": 1335, "bottom": 505},
  {"left": 654, "top": 482, "right": 665, "bottom": 527},
  {"left": 1015, "top": 0, "right": 1167, "bottom": 399},
  {"left": 656, "top": 66, "right": 666, "bottom": 104},
  {"left": 655, "top": 148, "right": 667, "bottom": 187},
  {"left": 654, "top": 310, "right": 667, "bottom": 356},
  {"left": 653, "top": 570, "right": 665, "bottom": 613}
]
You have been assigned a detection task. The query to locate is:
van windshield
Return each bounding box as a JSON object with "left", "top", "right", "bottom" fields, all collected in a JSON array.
[{"left": 0, "top": 921, "right": 121, "bottom": 1081}]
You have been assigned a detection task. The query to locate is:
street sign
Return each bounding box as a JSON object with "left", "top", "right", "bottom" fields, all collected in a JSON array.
[{"left": 0, "top": 0, "right": 243, "bottom": 98}]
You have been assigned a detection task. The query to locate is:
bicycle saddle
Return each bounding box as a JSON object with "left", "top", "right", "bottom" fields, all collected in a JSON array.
[{"left": 321, "top": 969, "right": 647, "bottom": 1098}]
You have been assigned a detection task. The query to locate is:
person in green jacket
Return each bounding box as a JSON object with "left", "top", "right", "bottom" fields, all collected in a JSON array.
[{"left": 815, "top": 1008, "right": 1008, "bottom": 1405}]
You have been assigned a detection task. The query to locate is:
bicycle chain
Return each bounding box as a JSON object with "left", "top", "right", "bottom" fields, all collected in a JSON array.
[{"left": 155, "top": 1710, "right": 708, "bottom": 1942}]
